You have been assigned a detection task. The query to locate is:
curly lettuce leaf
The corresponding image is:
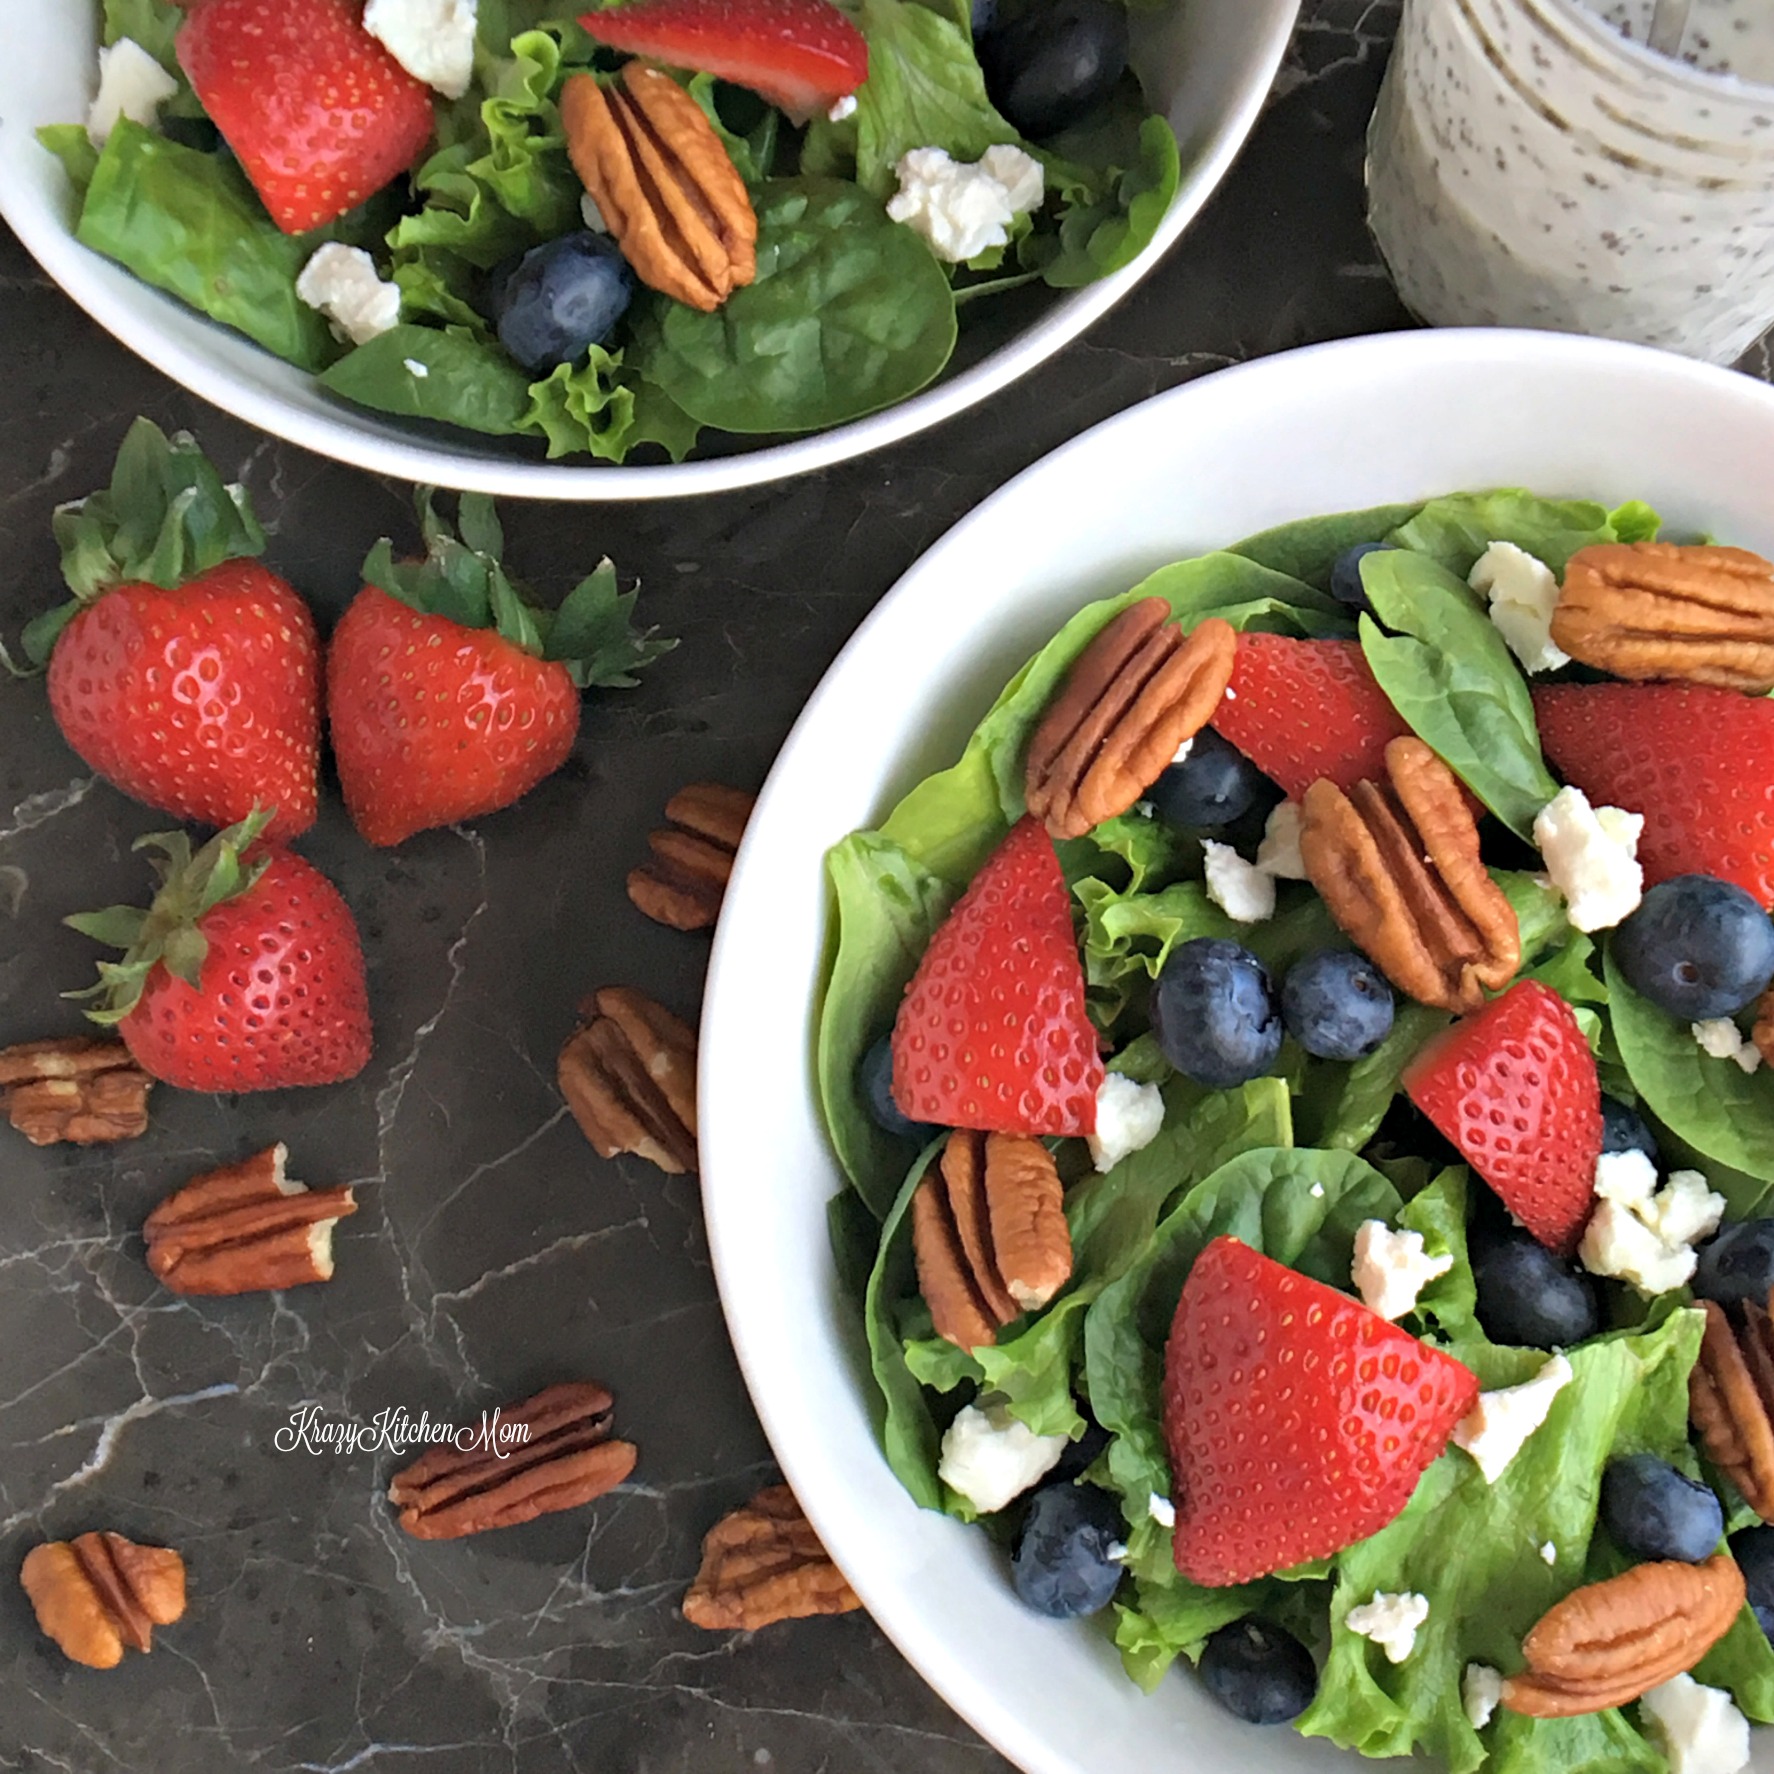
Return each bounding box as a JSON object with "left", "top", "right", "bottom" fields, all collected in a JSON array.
[{"left": 1030, "top": 114, "right": 1180, "bottom": 289}]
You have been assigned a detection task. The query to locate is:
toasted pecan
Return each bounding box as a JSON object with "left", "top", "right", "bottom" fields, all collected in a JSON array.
[
  {"left": 0, "top": 1036, "right": 151, "bottom": 1145},
  {"left": 627, "top": 782, "right": 755, "bottom": 931},
  {"left": 21, "top": 1532, "right": 186, "bottom": 1668},
  {"left": 1690, "top": 1294, "right": 1774, "bottom": 1520},
  {"left": 559, "top": 987, "right": 697, "bottom": 1175},
  {"left": 683, "top": 1484, "right": 860, "bottom": 1630}
]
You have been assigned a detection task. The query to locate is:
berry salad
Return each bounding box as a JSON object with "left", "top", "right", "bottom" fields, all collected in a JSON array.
[
  {"left": 815, "top": 489, "right": 1774, "bottom": 1773},
  {"left": 42, "top": 0, "right": 1180, "bottom": 463}
]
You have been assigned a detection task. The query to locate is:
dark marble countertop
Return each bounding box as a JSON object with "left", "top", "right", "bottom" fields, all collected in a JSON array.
[{"left": 2, "top": 3, "right": 1769, "bottom": 1771}]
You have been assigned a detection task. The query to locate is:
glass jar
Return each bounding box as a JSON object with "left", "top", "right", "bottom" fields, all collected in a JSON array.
[{"left": 1366, "top": 0, "right": 1774, "bottom": 365}]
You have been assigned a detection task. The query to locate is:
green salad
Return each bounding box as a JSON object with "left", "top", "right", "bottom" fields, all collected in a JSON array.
[{"left": 814, "top": 488, "right": 1774, "bottom": 1772}]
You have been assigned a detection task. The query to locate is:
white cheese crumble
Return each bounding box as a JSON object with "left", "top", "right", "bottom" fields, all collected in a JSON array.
[
  {"left": 1694, "top": 1018, "right": 1763, "bottom": 1075},
  {"left": 1532, "top": 786, "right": 1644, "bottom": 933},
  {"left": 1469, "top": 540, "right": 1571, "bottom": 675},
  {"left": 827, "top": 93, "right": 859, "bottom": 123},
  {"left": 1170, "top": 736, "right": 1195, "bottom": 767},
  {"left": 1580, "top": 1151, "right": 1725, "bottom": 1294},
  {"left": 296, "top": 244, "right": 401, "bottom": 346},
  {"left": 1450, "top": 1354, "right": 1573, "bottom": 1483},
  {"left": 363, "top": 0, "right": 478, "bottom": 99},
  {"left": 1087, "top": 1072, "right": 1165, "bottom": 1174},
  {"left": 1640, "top": 1674, "right": 1752, "bottom": 1774},
  {"left": 1351, "top": 1220, "right": 1453, "bottom": 1322},
  {"left": 1463, "top": 1663, "right": 1503, "bottom": 1730},
  {"left": 1310, "top": 1182, "right": 1326, "bottom": 1199},
  {"left": 1344, "top": 1591, "right": 1429, "bottom": 1664},
  {"left": 1202, "top": 839, "right": 1277, "bottom": 924},
  {"left": 1539, "top": 1540, "right": 1557, "bottom": 1565},
  {"left": 1255, "top": 801, "right": 1308, "bottom": 880},
  {"left": 580, "top": 191, "right": 609, "bottom": 234},
  {"left": 403, "top": 358, "right": 430, "bottom": 378},
  {"left": 937, "top": 1402, "right": 1067, "bottom": 1515},
  {"left": 1147, "top": 1492, "right": 1176, "bottom": 1529},
  {"left": 886, "top": 144, "right": 1045, "bottom": 264},
  {"left": 87, "top": 38, "right": 179, "bottom": 147}
]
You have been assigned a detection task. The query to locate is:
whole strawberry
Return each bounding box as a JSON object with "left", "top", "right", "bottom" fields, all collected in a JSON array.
[
  {"left": 67, "top": 812, "right": 371, "bottom": 1092},
  {"left": 327, "top": 492, "right": 673, "bottom": 848},
  {"left": 13, "top": 420, "right": 320, "bottom": 842}
]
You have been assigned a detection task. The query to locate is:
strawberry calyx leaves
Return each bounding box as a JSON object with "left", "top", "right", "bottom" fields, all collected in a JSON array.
[
  {"left": 363, "top": 489, "right": 676, "bottom": 690},
  {"left": 64, "top": 808, "right": 275, "bottom": 1025}
]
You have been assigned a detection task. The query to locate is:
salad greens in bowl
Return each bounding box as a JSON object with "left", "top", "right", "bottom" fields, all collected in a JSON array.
[
  {"left": 698, "top": 331, "right": 1774, "bottom": 1774},
  {"left": 0, "top": 0, "right": 1297, "bottom": 498}
]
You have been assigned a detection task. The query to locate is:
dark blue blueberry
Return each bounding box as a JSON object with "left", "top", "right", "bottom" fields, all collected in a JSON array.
[
  {"left": 1280, "top": 949, "right": 1395, "bottom": 1061},
  {"left": 1732, "top": 1525, "right": 1774, "bottom": 1639},
  {"left": 493, "top": 231, "right": 634, "bottom": 373},
  {"left": 1151, "top": 938, "right": 1282, "bottom": 1089},
  {"left": 1694, "top": 1218, "right": 1774, "bottom": 1309},
  {"left": 1144, "top": 729, "right": 1267, "bottom": 830},
  {"left": 977, "top": 0, "right": 1129, "bottom": 137},
  {"left": 1601, "top": 1454, "right": 1723, "bottom": 1563},
  {"left": 1011, "top": 1482, "right": 1125, "bottom": 1618},
  {"left": 1471, "top": 1231, "right": 1601, "bottom": 1348},
  {"left": 1612, "top": 874, "right": 1774, "bottom": 1021},
  {"left": 1199, "top": 1618, "right": 1318, "bottom": 1725},
  {"left": 1329, "top": 541, "right": 1392, "bottom": 617},
  {"left": 970, "top": 0, "right": 997, "bottom": 35},
  {"left": 1600, "top": 1093, "right": 1660, "bottom": 1164},
  {"left": 858, "top": 1035, "right": 935, "bottom": 1142},
  {"left": 1049, "top": 1416, "right": 1111, "bottom": 1483}
]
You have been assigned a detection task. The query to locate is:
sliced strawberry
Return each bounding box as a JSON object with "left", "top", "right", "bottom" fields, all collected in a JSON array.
[
  {"left": 1535, "top": 682, "right": 1774, "bottom": 910},
  {"left": 1404, "top": 980, "right": 1601, "bottom": 1256},
  {"left": 1164, "top": 1237, "right": 1478, "bottom": 1588},
  {"left": 892, "top": 818, "right": 1102, "bottom": 1137},
  {"left": 1212, "top": 634, "right": 1411, "bottom": 801},
  {"left": 579, "top": 0, "right": 869, "bottom": 118}
]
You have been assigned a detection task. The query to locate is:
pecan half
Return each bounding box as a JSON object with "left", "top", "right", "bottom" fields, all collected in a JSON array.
[
  {"left": 1753, "top": 986, "right": 1774, "bottom": 1071},
  {"left": 1300, "top": 737, "right": 1521, "bottom": 1013},
  {"left": 0, "top": 1037, "right": 151, "bottom": 1146},
  {"left": 683, "top": 1483, "right": 861, "bottom": 1631},
  {"left": 1025, "top": 603, "right": 1237, "bottom": 840},
  {"left": 387, "top": 1381, "right": 637, "bottom": 1540},
  {"left": 20, "top": 1532, "right": 186, "bottom": 1668},
  {"left": 1500, "top": 1555, "right": 1745, "bottom": 1716},
  {"left": 562, "top": 65, "right": 757, "bottom": 312},
  {"left": 558, "top": 987, "right": 697, "bottom": 1175},
  {"left": 1690, "top": 1294, "right": 1774, "bottom": 1519},
  {"left": 143, "top": 1144, "right": 356, "bottom": 1296},
  {"left": 1551, "top": 541, "right": 1774, "bottom": 691},
  {"left": 627, "top": 782, "right": 756, "bottom": 932},
  {"left": 912, "top": 1129, "right": 1071, "bottom": 1349}
]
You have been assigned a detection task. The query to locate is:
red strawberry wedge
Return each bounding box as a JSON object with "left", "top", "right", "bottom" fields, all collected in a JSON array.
[
  {"left": 1164, "top": 1238, "right": 1479, "bottom": 1588},
  {"left": 1534, "top": 682, "right": 1774, "bottom": 909},
  {"left": 579, "top": 0, "right": 869, "bottom": 119},
  {"left": 1404, "top": 980, "right": 1602, "bottom": 1256},
  {"left": 892, "top": 818, "right": 1103, "bottom": 1137},
  {"left": 1212, "top": 635, "right": 1411, "bottom": 801}
]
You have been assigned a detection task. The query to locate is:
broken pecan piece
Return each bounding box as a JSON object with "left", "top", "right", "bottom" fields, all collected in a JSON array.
[
  {"left": 627, "top": 782, "right": 756, "bottom": 932},
  {"left": 20, "top": 1532, "right": 186, "bottom": 1668},
  {"left": 1300, "top": 736, "right": 1521, "bottom": 1013},
  {"left": 1500, "top": 1554, "right": 1745, "bottom": 1716},
  {"left": 1025, "top": 603, "right": 1237, "bottom": 840},
  {"left": 558, "top": 987, "right": 697, "bottom": 1175},
  {"left": 388, "top": 1381, "right": 637, "bottom": 1539},
  {"left": 912, "top": 1129, "right": 1071, "bottom": 1349},
  {"left": 143, "top": 1144, "right": 356, "bottom": 1296},
  {"left": 683, "top": 1483, "right": 861, "bottom": 1631},
  {"left": 562, "top": 65, "right": 757, "bottom": 312},
  {"left": 0, "top": 1037, "right": 151, "bottom": 1146},
  {"left": 1753, "top": 986, "right": 1774, "bottom": 1071},
  {"left": 1690, "top": 1294, "right": 1774, "bottom": 1519},
  {"left": 1551, "top": 541, "right": 1774, "bottom": 691}
]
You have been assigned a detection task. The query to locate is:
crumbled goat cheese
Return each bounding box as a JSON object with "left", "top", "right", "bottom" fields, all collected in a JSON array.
[
  {"left": 87, "top": 38, "right": 179, "bottom": 147},
  {"left": 1580, "top": 1151, "right": 1725, "bottom": 1294},
  {"left": 296, "top": 244, "right": 401, "bottom": 346},
  {"left": 1693, "top": 1018, "right": 1763, "bottom": 1074},
  {"left": 1087, "top": 1073, "right": 1165, "bottom": 1174},
  {"left": 1532, "top": 785, "right": 1644, "bottom": 932},
  {"left": 363, "top": 0, "right": 478, "bottom": 99},
  {"left": 1463, "top": 1663, "right": 1503, "bottom": 1730},
  {"left": 828, "top": 93, "right": 859, "bottom": 123},
  {"left": 1147, "top": 1493, "right": 1176, "bottom": 1529},
  {"left": 1540, "top": 1540, "right": 1557, "bottom": 1565},
  {"left": 581, "top": 191, "right": 608, "bottom": 234},
  {"left": 1450, "top": 1354, "right": 1573, "bottom": 1483},
  {"left": 1351, "top": 1220, "right": 1453, "bottom": 1322},
  {"left": 403, "top": 358, "right": 430, "bottom": 378},
  {"left": 937, "top": 1402, "right": 1067, "bottom": 1515},
  {"left": 1170, "top": 736, "right": 1195, "bottom": 767},
  {"left": 1470, "top": 540, "right": 1570, "bottom": 675},
  {"left": 1202, "top": 840, "right": 1276, "bottom": 924},
  {"left": 1344, "top": 1591, "right": 1429, "bottom": 1664},
  {"left": 886, "top": 145, "right": 1045, "bottom": 263},
  {"left": 1640, "top": 1674, "right": 1752, "bottom": 1774},
  {"left": 1310, "top": 1182, "right": 1326, "bottom": 1199},
  {"left": 1256, "top": 801, "right": 1308, "bottom": 880}
]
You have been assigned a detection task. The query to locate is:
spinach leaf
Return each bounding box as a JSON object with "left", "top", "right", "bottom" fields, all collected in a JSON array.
[
  {"left": 1293, "top": 1003, "right": 1452, "bottom": 1153},
  {"left": 1230, "top": 503, "right": 1425, "bottom": 587},
  {"left": 319, "top": 326, "right": 536, "bottom": 433},
  {"left": 1386, "top": 489, "right": 1628, "bottom": 578}
]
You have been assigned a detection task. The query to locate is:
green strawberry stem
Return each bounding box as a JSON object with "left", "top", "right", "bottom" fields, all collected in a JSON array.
[
  {"left": 363, "top": 489, "right": 676, "bottom": 690},
  {"left": 64, "top": 808, "right": 275, "bottom": 1025}
]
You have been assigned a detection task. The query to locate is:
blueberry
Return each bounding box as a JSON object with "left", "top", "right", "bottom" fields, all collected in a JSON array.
[
  {"left": 1612, "top": 874, "right": 1774, "bottom": 1021},
  {"left": 858, "top": 1035, "right": 935, "bottom": 1142},
  {"left": 1600, "top": 1454, "right": 1723, "bottom": 1563},
  {"left": 493, "top": 232, "right": 634, "bottom": 373},
  {"left": 970, "top": 0, "right": 997, "bottom": 34},
  {"left": 1471, "top": 1231, "right": 1601, "bottom": 1348},
  {"left": 977, "top": 0, "right": 1129, "bottom": 138},
  {"left": 1329, "top": 541, "right": 1392, "bottom": 617},
  {"left": 1199, "top": 1618, "right": 1318, "bottom": 1725},
  {"left": 1732, "top": 1525, "right": 1774, "bottom": 1639},
  {"left": 1281, "top": 949, "right": 1395, "bottom": 1061},
  {"left": 1049, "top": 1416, "right": 1111, "bottom": 1483},
  {"left": 1144, "top": 729, "right": 1267, "bottom": 830},
  {"left": 1694, "top": 1218, "right": 1774, "bottom": 1309},
  {"left": 1011, "top": 1482, "right": 1125, "bottom": 1618},
  {"left": 1151, "top": 938, "right": 1282, "bottom": 1088},
  {"left": 1600, "top": 1093, "right": 1660, "bottom": 1164}
]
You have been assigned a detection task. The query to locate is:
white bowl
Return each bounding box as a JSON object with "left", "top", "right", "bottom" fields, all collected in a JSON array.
[
  {"left": 700, "top": 330, "right": 1774, "bottom": 1774},
  {"left": 0, "top": 0, "right": 1298, "bottom": 500}
]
